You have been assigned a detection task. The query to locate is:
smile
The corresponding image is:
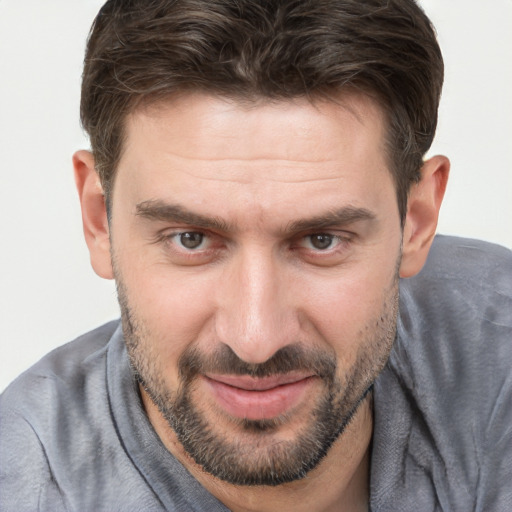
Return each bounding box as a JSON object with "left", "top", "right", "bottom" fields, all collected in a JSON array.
[{"left": 202, "top": 372, "right": 317, "bottom": 421}]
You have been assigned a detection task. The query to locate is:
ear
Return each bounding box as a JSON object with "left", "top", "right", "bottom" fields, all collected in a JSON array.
[
  {"left": 73, "top": 150, "right": 114, "bottom": 279},
  {"left": 399, "top": 155, "right": 450, "bottom": 278}
]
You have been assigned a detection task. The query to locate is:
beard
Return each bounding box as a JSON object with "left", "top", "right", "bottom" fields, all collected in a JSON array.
[{"left": 116, "top": 276, "right": 398, "bottom": 487}]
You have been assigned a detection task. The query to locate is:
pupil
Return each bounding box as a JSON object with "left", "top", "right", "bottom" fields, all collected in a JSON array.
[
  {"left": 180, "top": 232, "right": 203, "bottom": 249},
  {"left": 311, "top": 234, "right": 332, "bottom": 250}
]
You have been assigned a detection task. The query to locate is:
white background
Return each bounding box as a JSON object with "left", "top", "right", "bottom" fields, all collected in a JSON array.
[{"left": 1, "top": 0, "right": 511, "bottom": 391}]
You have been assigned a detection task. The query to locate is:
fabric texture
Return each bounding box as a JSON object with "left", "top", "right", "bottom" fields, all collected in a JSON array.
[{"left": 1, "top": 236, "right": 511, "bottom": 511}]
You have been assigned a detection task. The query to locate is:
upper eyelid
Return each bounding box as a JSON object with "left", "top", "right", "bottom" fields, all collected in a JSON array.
[
  {"left": 294, "top": 230, "right": 354, "bottom": 243},
  {"left": 304, "top": 230, "right": 351, "bottom": 237},
  {"left": 157, "top": 230, "right": 352, "bottom": 243},
  {"left": 157, "top": 227, "right": 211, "bottom": 239},
  {"left": 299, "top": 233, "right": 349, "bottom": 245},
  {"left": 164, "top": 230, "right": 209, "bottom": 241}
]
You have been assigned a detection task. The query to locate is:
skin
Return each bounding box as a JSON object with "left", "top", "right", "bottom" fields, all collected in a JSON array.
[{"left": 74, "top": 92, "right": 449, "bottom": 511}]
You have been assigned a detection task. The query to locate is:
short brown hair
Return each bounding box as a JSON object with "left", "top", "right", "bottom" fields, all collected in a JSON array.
[{"left": 80, "top": 0, "right": 443, "bottom": 223}]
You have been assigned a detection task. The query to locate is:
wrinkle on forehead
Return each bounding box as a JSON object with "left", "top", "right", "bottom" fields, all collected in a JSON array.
[{"left": 146, "top": 156, "right": 352, "bottom": 185}]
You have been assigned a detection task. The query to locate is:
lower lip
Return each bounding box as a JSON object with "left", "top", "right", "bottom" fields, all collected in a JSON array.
[{"left": 202, "top": 376, "right": 315, "bottom": 420}]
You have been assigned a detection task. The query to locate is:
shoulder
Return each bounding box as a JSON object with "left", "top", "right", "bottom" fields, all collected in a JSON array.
[
  {"left": 398, "top": 234, "right": 511, "bottom": 418},
  {"left": 399, "top": 235, "right": 511, "bottom": 354},
  {"left": 0, "top": 320, "right": 120, "bottom": 512},
  {"left": 397, "top": 235, "right": 512, "bottom": 394},
  {"left": 1, "top": 320, "right": 119, "bottom": 415},
  {"left": 373, "top": 236, "right": 512, "bottom": 510},
  {"left": 403, "top": 234, "right": 512, "bottom": 299}
]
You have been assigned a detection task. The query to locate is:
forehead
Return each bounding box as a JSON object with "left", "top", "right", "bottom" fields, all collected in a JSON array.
[
  {"left": 124, "top": 92, "right": 386, "bottom": 165},
  {"left": 113, "top": 92, "right": 393, "bottom": 220}
]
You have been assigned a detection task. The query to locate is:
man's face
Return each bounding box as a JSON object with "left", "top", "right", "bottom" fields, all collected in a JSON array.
[{"left": 109, "top": 93, "right": 402, "bottom": 485}]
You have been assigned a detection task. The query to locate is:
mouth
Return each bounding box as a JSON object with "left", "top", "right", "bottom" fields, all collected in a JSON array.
[{"left": 202, "top": 372, "right": 317, "bottom": 421}]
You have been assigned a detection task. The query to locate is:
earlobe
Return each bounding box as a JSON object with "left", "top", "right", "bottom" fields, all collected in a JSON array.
[
  {"left": 73, "top": 150, "right": 114, "bottom": 280},
  {"left": 399, "top": 155, "right": 450, "bottom": 278}
]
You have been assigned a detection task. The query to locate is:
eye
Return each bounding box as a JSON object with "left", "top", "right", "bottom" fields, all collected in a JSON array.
[
  {"left": 155, "top": 229, "right": 225, "bottom": 266},
  {"left": 175, "top": 232, "right": 206, "bottom": 250},
  {"left": 304, "top": 233, "right": 337, "bottom": 250}
]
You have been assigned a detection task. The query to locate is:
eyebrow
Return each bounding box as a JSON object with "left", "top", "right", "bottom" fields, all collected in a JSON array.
[
  {"left": 136, "top": 199, "right": 376, "bottom": 235},
  {"left": 285, "top": 207, "right": 376, "bottom": 233},
  {"left": 136, "top": 200, "right": 231, "bottom": 231}
]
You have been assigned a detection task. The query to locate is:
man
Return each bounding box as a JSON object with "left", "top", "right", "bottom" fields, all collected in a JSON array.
[{"left": 1, "top": 0, "right": 510, "bottom": 510}]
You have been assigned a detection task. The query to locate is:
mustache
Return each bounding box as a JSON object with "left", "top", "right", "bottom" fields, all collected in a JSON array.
[{"left": 178, "top": 343, "right": 337, "bottom": 383}]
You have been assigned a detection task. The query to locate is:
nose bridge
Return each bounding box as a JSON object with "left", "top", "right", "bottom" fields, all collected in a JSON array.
[{"left": 216, "top": 244, "right": 297, "bottom": 364}]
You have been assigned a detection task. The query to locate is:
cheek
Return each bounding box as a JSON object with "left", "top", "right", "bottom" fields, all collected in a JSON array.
[
  {"left": 123, "top": 264, "right": 219, "bottom": 367},
  {"left": 298, "top": 259, "right": 398, "bottom": 361}
]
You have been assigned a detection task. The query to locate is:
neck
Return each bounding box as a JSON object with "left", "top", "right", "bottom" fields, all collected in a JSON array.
[{"left": 141, "top": 387, "right": 373, "bottom": 512}]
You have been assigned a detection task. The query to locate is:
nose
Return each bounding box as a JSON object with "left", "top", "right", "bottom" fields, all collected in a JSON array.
[{"left": 214, "top": 246, "right": 300, "bottom": 364}]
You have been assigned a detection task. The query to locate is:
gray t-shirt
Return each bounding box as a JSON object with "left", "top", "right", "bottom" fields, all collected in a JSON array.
[{"left": 1, "top": 236, "right": 511, "bottom": 511}]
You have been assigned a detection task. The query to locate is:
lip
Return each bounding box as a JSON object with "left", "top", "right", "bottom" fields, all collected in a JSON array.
[{"left": 202, "top": 372, "right": 316, "bottom": 420}]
